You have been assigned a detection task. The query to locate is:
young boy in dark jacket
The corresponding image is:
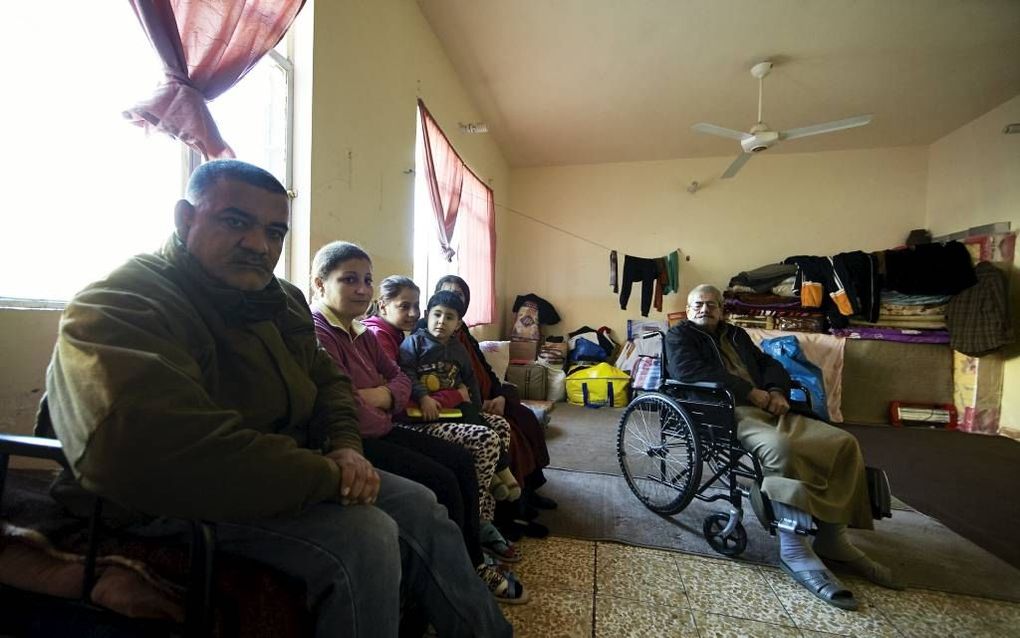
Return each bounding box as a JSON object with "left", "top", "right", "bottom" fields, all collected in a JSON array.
[{"left": 400, "top": 291, "right": 520, "bottom": 501}]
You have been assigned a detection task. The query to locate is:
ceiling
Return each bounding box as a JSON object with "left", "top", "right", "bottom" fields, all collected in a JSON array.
[{"left": 417, "top": 0, "right": 1020, "bottom": 168}]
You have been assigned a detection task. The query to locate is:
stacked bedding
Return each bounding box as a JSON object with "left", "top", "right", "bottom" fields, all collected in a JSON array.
[
  {"left": 832, "top": 291, "right": 951, "bottom": 344},
  {"left": 723, "top": 288, "right": 827, "bottom": 334}
]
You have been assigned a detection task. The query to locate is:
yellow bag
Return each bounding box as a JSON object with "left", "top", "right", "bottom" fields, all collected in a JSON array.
[{"left": 565, "top": 363, "right": 631, "bottom": 407}]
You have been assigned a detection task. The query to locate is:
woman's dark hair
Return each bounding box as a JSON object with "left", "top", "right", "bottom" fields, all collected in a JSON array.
[
  {"left": 434, "top": 275, "right": 471, "bottom": 311},
  {"left": 311, "top": 241, "right": 371, "bottom": 285},
  {"left": 366, "top": 275, "right": 420, "bottom": 316},
  {"left": 426, "top": 290, "right": 466, "bottom": 320}
]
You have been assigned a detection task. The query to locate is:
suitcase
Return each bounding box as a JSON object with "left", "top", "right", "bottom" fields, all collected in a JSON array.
[{"left": 505, "top": 363, "right": 548, "bottom": 400}]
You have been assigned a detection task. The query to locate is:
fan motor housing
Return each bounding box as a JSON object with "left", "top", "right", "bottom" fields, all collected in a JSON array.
[{"left": 742, "top": 131, "right": 779, "bottom": 153}]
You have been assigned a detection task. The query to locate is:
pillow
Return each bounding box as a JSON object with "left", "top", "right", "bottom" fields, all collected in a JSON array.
[{"left": 478, "top": 340, "right": 511, "bottom": 383}]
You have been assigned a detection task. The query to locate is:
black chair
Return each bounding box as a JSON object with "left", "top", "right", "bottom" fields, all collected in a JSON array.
[
  {"left": 616, "top": 331, "right": 891, "bottom": 557},
  {"left": 0, "top": 399, "right": 216, "bottom": 638}
]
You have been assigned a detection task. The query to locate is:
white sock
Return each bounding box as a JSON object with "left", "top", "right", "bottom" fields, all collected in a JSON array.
[{"left": 813, "top": 522, "right": 865, "bottom": 562}]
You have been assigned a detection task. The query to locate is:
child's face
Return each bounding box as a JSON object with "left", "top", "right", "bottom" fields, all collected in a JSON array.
[
  {"left": 379, "top": 288, "right": 420, "bottom": 332},
  {"left": 427, "top": 304, "right": 462, "bottom": 342}
]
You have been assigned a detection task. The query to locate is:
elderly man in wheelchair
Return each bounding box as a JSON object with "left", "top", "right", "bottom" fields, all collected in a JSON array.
[{"left": 617, "top": 283, "right": 900, "bottom": 611}]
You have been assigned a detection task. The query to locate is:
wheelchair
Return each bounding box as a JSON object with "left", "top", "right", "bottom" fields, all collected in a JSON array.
[
  {"left": 616, "top": 333, "right": 891, "bottom": 558},
  {"left": 617, "top": 377, "right": 768, "bottom": 556}
]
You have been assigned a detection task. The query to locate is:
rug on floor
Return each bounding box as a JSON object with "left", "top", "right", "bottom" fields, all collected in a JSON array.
[{"left": 538, "top": 466, "right": 1020, "bottom": 603}]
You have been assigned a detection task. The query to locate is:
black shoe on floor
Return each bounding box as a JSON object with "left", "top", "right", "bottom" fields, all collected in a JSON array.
[
  {"left": 513, "top": 519, "right": 549, "bottom": 539},
  {"left": 529, "top": 492, "right": 558, "bottom": 510}
]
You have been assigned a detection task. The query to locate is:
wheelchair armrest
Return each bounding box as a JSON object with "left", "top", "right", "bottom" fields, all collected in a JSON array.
[
  {"left": 0, "top": 433, "right": 69, "bottom": 467},
  {"left": 661, "top": 380, "right": 736, "bottom": 405}
]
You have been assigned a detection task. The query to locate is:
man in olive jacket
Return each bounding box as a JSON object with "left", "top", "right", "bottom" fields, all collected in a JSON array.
[{"left": 45, "top": 160, "right": 510, "bottom": 637}]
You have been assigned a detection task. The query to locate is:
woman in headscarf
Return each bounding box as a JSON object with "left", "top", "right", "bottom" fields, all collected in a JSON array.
[{"left": 432, "top": 275, "right": 557, "bottom": 530}]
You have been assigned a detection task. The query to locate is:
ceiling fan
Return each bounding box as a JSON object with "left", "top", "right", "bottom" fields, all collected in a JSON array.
[{"left": 692, "top": 61, "right": 872, "bottom": 179}]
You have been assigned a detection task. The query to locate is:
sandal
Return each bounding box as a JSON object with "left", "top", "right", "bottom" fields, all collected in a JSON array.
[
  {"left": 780, "top": 560, "right": 858, "bottom": 611},
  {"left": 480, "top": 522, "right": 523, "bottom": 563},
  {"left": 821, "top": 555, "right": 905, "bottom": 590},
  {"left": 476, "top": 563, "right": 529, "bottom": 605}
]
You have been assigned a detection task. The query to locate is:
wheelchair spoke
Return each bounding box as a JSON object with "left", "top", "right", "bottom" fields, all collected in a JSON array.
[{"left": 618, "top": 393, "right": 703, "bottom": 515}]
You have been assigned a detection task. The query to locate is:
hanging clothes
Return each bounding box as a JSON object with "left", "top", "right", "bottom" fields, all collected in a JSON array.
[
  {"left": 665, "top": 250, "right": 680, "bottom": 294},
  {"left": 610, "top": 250, "right": 618, "bottom": 293},
  {"left": 653, "top": 257, "right": 669, "bottom": 313},
  {"left": 619, "top": 255, "right": 660, "bottom": 316}
]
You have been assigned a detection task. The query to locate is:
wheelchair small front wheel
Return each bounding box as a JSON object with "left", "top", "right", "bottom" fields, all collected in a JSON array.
[
  {"left": 703, "top": 513, "right": 747, "bottom": 557},
  {"left": 617, "top": 393, "right": 702, "bottom": 515}
]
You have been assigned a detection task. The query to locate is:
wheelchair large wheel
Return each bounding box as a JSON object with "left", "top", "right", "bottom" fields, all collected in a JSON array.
[{"left": 617, "top": 393, "right": 702, "bottom": 515}]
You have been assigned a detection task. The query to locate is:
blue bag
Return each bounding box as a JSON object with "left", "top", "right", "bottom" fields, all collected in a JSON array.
[
  {"left": 570, "top": 337, "right": 608, "bottom": 362},
  {"left": 760, "top": 336, "right": 829, "bottom": 421}
]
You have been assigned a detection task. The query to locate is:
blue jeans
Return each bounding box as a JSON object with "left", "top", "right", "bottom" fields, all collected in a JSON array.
[{"left": 131, "top": 470, "right": 511, "bottom": 638}]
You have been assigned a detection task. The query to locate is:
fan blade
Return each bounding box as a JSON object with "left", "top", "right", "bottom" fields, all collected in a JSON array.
[
  {"left": 780, "top": 115, "right": 872, "bottom": 141},
  {"left": 721, "top": 153, "right": 752, "bottom": 179},
  {"left": 692, "top": 123, "right": 752, "bottom": 141}
]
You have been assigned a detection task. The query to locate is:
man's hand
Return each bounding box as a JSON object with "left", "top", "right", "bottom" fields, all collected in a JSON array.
[
  {"left": 765, "top": 390, "right": 790, "bottom": 416},
  {"left": 747, "top": 388, "right": 771, "bottom": 411},
  {"left": 357, "top": 386, "right": 392, "bottom": 410},
  {"left": 325, "top": 448, "right": 380, "bottom": 505},
  {"left": 420, "top": 395, "right": 441, "bottom": 421},
  {"left": 482, "top": 395, "right": 506, "bottom": 416}
]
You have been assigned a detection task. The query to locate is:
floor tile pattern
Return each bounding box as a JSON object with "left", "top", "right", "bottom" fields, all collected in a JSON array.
[{"left": 503, "top": 537, "right": 1020, "bottom": 637}]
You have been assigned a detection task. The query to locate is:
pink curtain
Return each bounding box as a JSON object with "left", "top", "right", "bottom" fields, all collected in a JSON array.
[
  {"left": 458, "top": 172, "right": 497, "bottom": 326},
  {"left": 123, "top": 0, "right": 305, "bottom": 159},
  {"left": 417, "top": 100, "right": 465, "bottom": 261}
]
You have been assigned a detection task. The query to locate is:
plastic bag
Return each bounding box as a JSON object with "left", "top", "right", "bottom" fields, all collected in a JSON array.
[
  {"left": 565, "top": 362, "right": 630, "bottom": 408},
  {"left": 570, "top": 337, "right": 608, "bottom": 362},
  {"left": 760, "top": 335, "right": 829, "bottom": 421}
]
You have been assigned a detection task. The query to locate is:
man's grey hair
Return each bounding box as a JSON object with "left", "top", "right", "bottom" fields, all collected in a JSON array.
[{"left": 687, "top": 284, "right": 723, "bottom": 306}]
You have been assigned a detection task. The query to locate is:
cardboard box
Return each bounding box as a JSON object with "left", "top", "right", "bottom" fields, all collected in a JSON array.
[{"left": 509, "top": 339, "right": 538, "bottom": 363}]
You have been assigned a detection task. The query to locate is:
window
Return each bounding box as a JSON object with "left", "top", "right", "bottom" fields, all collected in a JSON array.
[
  {"left": 203, "top": 47, "right": 295, "bottom": 279},
  {"left": 412, "top": 104, "right": 497, "bottom": 326},
  {"left": 0, "top": 5, "right": 294, "bottom": 304}
]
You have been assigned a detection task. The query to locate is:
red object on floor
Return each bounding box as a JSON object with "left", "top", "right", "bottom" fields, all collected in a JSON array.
[{"left": 889, "top": 401, "right": 958, "bottom": 430}]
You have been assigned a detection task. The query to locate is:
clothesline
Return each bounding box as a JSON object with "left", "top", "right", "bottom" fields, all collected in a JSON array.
[
  {"left": 496, "top": 202, "right": 689, "bottom": 262},
  {"left": 495, "top": 202, "right": 615, "bottom": 252}
]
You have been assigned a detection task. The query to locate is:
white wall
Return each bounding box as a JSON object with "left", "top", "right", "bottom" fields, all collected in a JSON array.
[
  {"left": 507, "top": 146, "right": 929, "bottom": 340},
  {"left": 927, "top": 94, "right": 1020, "bottom": 435},
  {"left": 300, "top": 0, "right": 510, "bottom": 339},
  {"left": 0, "top": 309, "right": 61, "bottom": 438}
]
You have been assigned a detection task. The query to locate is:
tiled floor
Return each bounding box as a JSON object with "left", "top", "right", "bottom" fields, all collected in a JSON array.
[{"left": 502, "top": 537, "right": 1020, "bottom": 637}]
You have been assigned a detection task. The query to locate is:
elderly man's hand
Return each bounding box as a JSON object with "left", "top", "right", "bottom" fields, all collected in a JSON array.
[
  {"left": 747, "top": 388, "right": 771, "bottom": 411},
  {"left": 765, "top": 390, "right": 790, "bottom": 416},
  {"left": 326, "top": 448, "right": 380, "bottom": 505}
]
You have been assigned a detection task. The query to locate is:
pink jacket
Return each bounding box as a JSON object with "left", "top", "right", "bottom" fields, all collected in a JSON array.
[
  {"left": 361, "top": 314, "right": 405, "bottom": 363},
  {"left": 313, "top": 306, "right": 411, "bottom": 439}
]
